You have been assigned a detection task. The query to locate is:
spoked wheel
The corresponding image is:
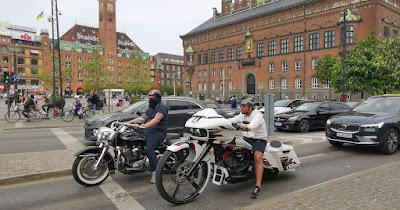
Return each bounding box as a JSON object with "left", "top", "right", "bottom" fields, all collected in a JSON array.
[
  {"left": 62, "top": 110, "right": 75, "bottom": 122},
  {"left": 297, "top": 119, "right": 310, "bottom": 133},
  {"left": 81, "top": 111, "right": 91, "bottom": 121},
  {"left": 156, "top": 149, "right": 209, "bottom": 204},
  {"left": 5, "top": 111, "right": 21, "bottom": 123},
  {"left": 48, "top": 107, "right": 61, "bottom": 120},
  {"left": 72, "top": 156, "right": 109, "bottom": 186},
  {"left": 379, "top": 128, "right": 399, "bottom": 155},
  {"left": 28, "top": 110, "right": 41, "bottom": 122}
]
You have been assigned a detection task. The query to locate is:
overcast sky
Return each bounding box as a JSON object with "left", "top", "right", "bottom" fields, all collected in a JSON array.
[{"left": 0, "top": 0, "right": 221, "bottom": 56}]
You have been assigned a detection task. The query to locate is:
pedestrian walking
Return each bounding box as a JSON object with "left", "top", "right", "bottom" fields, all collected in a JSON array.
[
  {"left": 87, "top": 90, "right": 99, "bottom": 115},
  {"left": 124, "top": 92, "right": 131, "bottom": 107},
  {"left": 231, "top": 95, "right": 237, "bottom": 108}
]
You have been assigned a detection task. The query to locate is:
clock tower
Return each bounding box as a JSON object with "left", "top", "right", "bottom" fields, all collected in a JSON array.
[{"left": 98, "top": 0, "right": 117, "bottom": 56}]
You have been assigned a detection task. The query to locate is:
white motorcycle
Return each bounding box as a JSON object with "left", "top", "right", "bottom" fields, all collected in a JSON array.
[{"left": 155, "top": 108, "right": 301, "bottom": 204}]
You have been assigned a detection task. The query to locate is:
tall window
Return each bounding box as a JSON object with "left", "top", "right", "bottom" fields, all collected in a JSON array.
[
  {"left": 295, "top": 60, "right": 302, "bottom": 71},
  {"left": 219, "top": 68, "right": 224, "bottom": 77},
  {"left": 309, "top": 33, "right": 319, "bottom": 50},
  {"left": 212, "top": 81, "right": 216, "bottom": 90},
  {"left": 256, "top": 43, "right": 264, "bottom": 57},
  {"left": 295, "top": 78, "right": 302, "bottom": 89},
  {"left": 345, "top": 25, "right": 354, "bottom": 44},
  {"left": 294, "top": 36, "right": 303, "bottom": 52},
  {"left": 269, "top": 62, "right": 275, "bottom": 73},
  {"left": 203, "top": 82, "right": 207, "bottom": 91},
  {"left": 324, "top": 30, "right": 335, "bottom": 48},
  {"left": 312, "top": 58, "right": 318, "bottom": 70},
  {"left": 384, "top": 26, "right": 390, "bottom": 38},
  {"left": 228, "top": 67, "right": 233, "bottom": 76},
  {"left": 197, "top": 54, "right": 201, "bottom": 65},
  {"left": 236, "top": 47, "right": 243, "bottom": 59},
  {"left": 280, "top": 38, "right": 289, "bottom": 54},
  {"left": 198, "top": 82, "right": 202, "bottom": 91},
  {"left": 323, "top": 81, "right": 330, "bottom": 88},
  {"left": 203, "top": 69, "right": 207, "bottom": 78},
  {"left": 198, "top": 69, "right": 201, "bottom": 78},
  {"left": 211, "top": 68, "right": 216, "bottom": 77},
  {"left": 228, "top": 80, "right": 233, "bottom": 90},
  {"left": 268, "top": 41, "right": 276, "bottom": 55},
  {"left": 281, "top": 78, "right": 288, "bottom": 89},
  {"left": 281, "top": 61, "right": 288, "bottom": 72},
  {"left": 203, "top": 53, "right": 208, "bottom": 64},
  {"left": 269, "top": 79, "right": 275, "bottom": 89},
  {"left": 312, "top": 78, "right": 319, "bottom": 88},
  {"left": 227, "top": 48, "right": 233, "bottom": 61},
  {"left": 211, "top": 51, "right": 216, "bottom": 63},
  {"left": 219, "top": 50, "right": 225, "bottom": 62}
]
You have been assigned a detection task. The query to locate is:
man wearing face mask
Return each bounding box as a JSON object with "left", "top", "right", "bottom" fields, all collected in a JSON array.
[{"left": 125, "top": 90, "right": 168, "bottom": 183}]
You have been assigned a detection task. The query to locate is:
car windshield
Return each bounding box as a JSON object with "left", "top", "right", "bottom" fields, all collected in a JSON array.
[
  {"left": 121, "top": 100, "right": 147, "bottom": 113},
  {"left": 294, "top": 103, "right": 320, "bottom": 111},
  {"left": 353, "top": 98, "right": 400, "bottom": 113},
  {"left": 274, "top": 99, "right": 292, "bottom": 107},
  {"left": 205, "top": 103, "right": 220, "bottom": 109}
]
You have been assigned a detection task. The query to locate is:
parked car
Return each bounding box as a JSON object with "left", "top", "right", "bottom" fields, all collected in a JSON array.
[
  {"left": 326, "top": 95, "right": 400, "bottom": 154},
  {"left": 259, "top": 99, "right": 311, "bottom": 115},
  {"left": 225, "top": 108, "right": 241, "bottom": 118},
  {"left": 274, "top": 101, "right": 351, "bottom": 132},
  {"left": 84, "top": 97, "right": 212, "bottom": 141},
  {"left": 203, "top": 101, "right": 227, "bottom": 117},
  {"left": 344, "top": 101, "right": 361, "bottom": 109}
]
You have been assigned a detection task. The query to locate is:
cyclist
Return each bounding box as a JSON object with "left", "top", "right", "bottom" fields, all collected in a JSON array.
[
  {"left": 37, "top": 95, "right": 53, "bottom": 116},
  {"left": 17, "top": 94, "right": 33, "bottom": 122},
  {"left": 73, "top": 95, "right": 82, "bottom": 120}
]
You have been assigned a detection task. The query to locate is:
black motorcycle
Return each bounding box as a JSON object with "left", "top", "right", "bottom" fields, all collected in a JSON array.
[{"left": 72, "top": 122, "right": 181, "bottom": 186}]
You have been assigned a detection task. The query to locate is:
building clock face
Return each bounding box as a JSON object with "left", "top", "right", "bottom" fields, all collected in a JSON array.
[{"left": 107, "top": 3, "right": 114, "bottom": 12}]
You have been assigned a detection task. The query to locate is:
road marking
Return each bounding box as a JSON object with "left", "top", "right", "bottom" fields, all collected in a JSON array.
[
  {"left": 51, "top": 128, "right": 85, "bottom": 151},
  {"left": 99, "top": 177, "right": 145, "bottom": 210},
  {"left": 299, "top": 153, "right": 326, "bottom": 161}
]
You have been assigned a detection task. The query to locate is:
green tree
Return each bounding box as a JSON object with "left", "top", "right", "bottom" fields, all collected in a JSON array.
[
  {"left": 64, "top": 65, "right": 74, "bottom": 94},
  {"left": 378, "top": 35, "right": 400, "bottom": 92},
  {"left": 125, "top": 50, "right": 152, "bottom": 95},
  {"left": 314, "top": 54, "right": 340, "bottom": 100},
  {"left": 37, "top": 50, "right": 62, "bottom": 94},
  {"left": 81, "top": 46, "right": 105, "bottom": 93}
]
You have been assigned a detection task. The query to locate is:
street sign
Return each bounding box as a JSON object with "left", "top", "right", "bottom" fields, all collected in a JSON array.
[{"left": 13, "top": 75, "right": 19, "bottom": 82}]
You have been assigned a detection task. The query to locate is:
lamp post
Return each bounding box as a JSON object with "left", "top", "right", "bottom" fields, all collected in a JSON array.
[
  {"left": 185, "top": 80, "right": 190, "bottom": 96},
  {"left": 278, "top": 71, "right": 283, "bottom": 99},
  {"left": 186, "top": 51, "right": 194, "bottom": 98}
]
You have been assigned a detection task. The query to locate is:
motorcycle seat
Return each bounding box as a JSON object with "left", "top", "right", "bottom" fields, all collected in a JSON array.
[
  {"left": 164, "top": 133, "right": 181, "bottom": 145},
  {"left": 269, "top": 141, "right": 282, "bottom": 148}
]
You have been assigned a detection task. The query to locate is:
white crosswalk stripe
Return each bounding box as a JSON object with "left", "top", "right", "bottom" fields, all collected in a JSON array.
[{"left": 52, "top": 128, "right": 145, "bottom": 210}]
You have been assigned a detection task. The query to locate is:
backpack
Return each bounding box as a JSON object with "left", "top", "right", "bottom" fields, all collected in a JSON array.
[{"left": 28, "top": 98, "right": 35, "bottom": 105}]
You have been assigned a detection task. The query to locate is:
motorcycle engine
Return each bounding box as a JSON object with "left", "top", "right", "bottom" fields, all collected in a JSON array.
[{"left": 222, "top": 149, "right": 251, "bottom": 176}]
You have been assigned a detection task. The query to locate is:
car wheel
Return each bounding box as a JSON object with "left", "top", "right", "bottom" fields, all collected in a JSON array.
[
  {"left": 297, "top": 119, "right": 310, "bottom": 133},
  {"left": 329, "top": 140, "right": 344, "bottom": 147},
  {"left": 379, "top": 128, "right": 399, "bottom": 155}
]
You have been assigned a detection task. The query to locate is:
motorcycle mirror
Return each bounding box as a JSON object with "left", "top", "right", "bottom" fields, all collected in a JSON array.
[{"left": 243, "top": 121, "right": 250, "bottom": 125}]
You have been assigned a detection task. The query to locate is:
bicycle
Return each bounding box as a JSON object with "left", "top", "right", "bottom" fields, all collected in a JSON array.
[
  {"left": 61, "top": 104, "right": 90, "bottom": 122},
  {"left": 4, "top": 104, "right": 41, "bottom": 123},
  {"left": 40, "top": 105, "right": 62, "bottom": 120}
]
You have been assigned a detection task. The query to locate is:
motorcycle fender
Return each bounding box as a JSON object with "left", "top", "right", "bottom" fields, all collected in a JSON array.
[
  {"left": 262, "top": 152, "right": 284, "bottom": 172},
  {"left": 74, "top": 146, "right": 115, "bottom": 171},
  {"left": 166, "top": 142, "right": 200, "bottom": 162}
]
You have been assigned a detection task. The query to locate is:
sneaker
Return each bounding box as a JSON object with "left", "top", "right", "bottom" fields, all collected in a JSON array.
[
  {"left": 150, "top": 171, "right": 156, "bottom": 184},
  {"left": 250, "top": 186, "right": 261, "bottom": 199}
]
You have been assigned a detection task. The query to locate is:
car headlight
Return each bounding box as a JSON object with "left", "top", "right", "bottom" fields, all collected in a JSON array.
[
  {"left": 361, "top": 122, "right": 384, "bottom": 132},
  {"left": 326, "top": 119, "right": 331, "bottom": 125},
  {"left": 287, "top": 116, "right": 299, "bottom": 122}
]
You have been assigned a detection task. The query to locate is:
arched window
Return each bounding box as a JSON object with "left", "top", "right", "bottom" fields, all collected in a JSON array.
[
  {"left": 312, "top": 78, "right": 319, "bottom": 88},
  {"left": 269, "top": 78, "right": 275, "bottom": 89},
  {"left": 203, "top": 82, "right": 207, "bottom": 91},
  {"left": 281, "top": 78, "right": 288, "bottom": 89},
  {"left": 198, "top": 82, "right": 202, "bottom": 91},
  {"left": 295, "top": 77, "right": 302, "bottom": 89},
  {"left": 228, "top": 80, "right": 233, "bottom": 90}
]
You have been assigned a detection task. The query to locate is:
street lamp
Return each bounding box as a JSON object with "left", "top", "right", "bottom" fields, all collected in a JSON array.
[
  {"left": 185, "top": 48, "right": 194, "bottom": 98},
  {"left": 185, "top": 80, "right": 190, "bottom": 96},
  {"left": 278, "top": 71, "right": 283, "bottom": 100}
]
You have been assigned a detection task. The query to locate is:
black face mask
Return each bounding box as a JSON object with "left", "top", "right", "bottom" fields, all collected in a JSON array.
[{"left": 149, "top": 98, "right": 160, "bottom": 109}]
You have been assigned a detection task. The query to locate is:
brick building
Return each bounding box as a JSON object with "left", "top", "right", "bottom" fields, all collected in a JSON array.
[
  {"left": 0, "top": 24, "right": 47, "bottom": 93},
  {"left": 181, "top": 0, "right": 400, "bottom": 101},
  {"left": 153, "top": 53, "right": 184, "bottom": 89}
]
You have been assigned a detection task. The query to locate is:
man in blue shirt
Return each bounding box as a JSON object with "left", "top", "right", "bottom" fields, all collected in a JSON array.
[{"left": 125, "top": 90, "right": 168, "bottom": 183}]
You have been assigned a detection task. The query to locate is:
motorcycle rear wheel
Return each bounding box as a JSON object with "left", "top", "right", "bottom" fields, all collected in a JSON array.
[
  {"left": 156, "top": 150, "right": 209, "bottom": 204},
  {"left": 72, "top": 156, "right": 109, "bottom": 186}
]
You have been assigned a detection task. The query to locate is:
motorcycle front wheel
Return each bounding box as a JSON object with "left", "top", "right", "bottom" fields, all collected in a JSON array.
[
  {"left": 72, "top": 156, "right": 109, "bottom": 186},
  {"left": 156, "top": 150, "right": 209, "bottom": 204}
]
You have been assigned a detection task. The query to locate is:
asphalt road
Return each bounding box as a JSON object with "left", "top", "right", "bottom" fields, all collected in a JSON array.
[{"left": 1, "top": 128, "right": 399, "bottom": 209}]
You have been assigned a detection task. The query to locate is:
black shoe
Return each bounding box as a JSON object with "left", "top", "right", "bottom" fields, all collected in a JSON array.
[{"left": 250, "top": 186, "right": 261, "bottom": 199}]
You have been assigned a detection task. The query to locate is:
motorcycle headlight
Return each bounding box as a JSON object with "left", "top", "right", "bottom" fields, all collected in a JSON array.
[
  {"left": 288, "top": 116, "right": 299, "bottom": 122},
  {"left": 101, "top": 131, "right": 112, "bottom": 140}
]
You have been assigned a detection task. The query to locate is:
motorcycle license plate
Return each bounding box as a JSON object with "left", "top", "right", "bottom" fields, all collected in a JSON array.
[
  {"left": 275, "top": 122, "right": 282, "bottom": 126},
  {"left": 336, "top": 132, "right": 352, "bottom": 138}
]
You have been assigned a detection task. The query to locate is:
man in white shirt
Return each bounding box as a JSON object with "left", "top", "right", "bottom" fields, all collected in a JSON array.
[{"left": 228, "top": 98, "right": 267, "bottom": 199}]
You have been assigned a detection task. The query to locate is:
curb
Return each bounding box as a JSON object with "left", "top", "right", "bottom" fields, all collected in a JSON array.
[{"left": 0, "top": 169, "right": 71, "bottom": 187}]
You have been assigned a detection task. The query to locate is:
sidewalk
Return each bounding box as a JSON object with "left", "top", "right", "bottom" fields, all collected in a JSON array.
[{"left": 243, "top": 161, "right": 400, "bottom": 210}]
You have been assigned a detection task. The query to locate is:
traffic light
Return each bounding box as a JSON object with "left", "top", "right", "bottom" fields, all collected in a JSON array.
[
  {"left": 10, "top": 72, "right": 15, "bottom": 84},
  {"left": 3, "top": 72, "right": 9, "bottom": 84}
]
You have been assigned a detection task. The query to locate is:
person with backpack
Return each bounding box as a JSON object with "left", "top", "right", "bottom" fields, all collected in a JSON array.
[
  {"left": 17, "top": 94, "right": 34, "bottom": 122},
  {"left": 87, "top": 90, "right": 99, "bottom": 115}
]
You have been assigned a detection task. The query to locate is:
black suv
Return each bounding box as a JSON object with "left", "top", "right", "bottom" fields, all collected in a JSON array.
[
  {"left": 326, "top": 95, "right": 400, "bottom": 154},
  {"left": 84, "top": 97, "right": 223, "bottom": 141}
]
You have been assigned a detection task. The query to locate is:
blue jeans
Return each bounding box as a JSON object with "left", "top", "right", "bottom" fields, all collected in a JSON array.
[
  {"left": 92, "top": 104, "right": 96, "bottom": 115},
  {"left": 143, "top": 132, "right": 166, "bottom": 172}
]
